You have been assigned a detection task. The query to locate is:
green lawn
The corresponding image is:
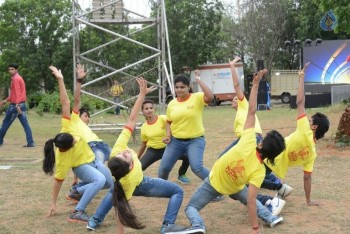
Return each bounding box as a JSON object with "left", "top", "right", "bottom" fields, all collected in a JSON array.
[{"left": 0, "top": 103, "right": 349, "bottom": 233}]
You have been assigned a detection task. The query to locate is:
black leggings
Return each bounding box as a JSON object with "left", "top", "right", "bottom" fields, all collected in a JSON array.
[{"left": 140, "top": 147, "right": 190, "bottom": 176}]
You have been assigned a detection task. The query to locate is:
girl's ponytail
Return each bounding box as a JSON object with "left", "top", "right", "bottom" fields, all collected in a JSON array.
[
  {"left": 43, "top": 139, "right": 56, "bottom": 175},
  {"left": 108, "top": 157, "right": 145, "bottom": 230}
]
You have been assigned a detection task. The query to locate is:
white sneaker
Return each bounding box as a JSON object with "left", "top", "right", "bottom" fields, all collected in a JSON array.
[
  {"left": 278, "top": 184, "right": 293, "bottom": 198},
  {"left": 164, "top": 226, "right": 206, "bottom": 234},
  {"left": 270, "top": 197, "right": 286, "bottom": 216},
  {"left": 161, "top": 223, "right": 187, "bottom": 234},
  {"left": 270, "top": 216, "right": 284, "bottom": 228}
]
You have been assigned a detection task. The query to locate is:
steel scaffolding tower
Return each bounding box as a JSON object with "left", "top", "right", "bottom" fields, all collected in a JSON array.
[{"left": 72, "top": 0, "right": 174, "bottom": 116}]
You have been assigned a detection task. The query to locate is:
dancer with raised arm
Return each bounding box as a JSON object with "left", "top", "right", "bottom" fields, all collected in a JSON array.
[
  {"left": 66, "top": 64, "right": 113, "bottom": 203},
  {"left": 224, "top": 57, "right": 289, "bottom": 213},
  {"left": 177, "top": 69, "right": 286, "bottom": 234},
  {"left": 263, "top": 63, "right": 330, "bottom": 206},
  {"left": 158, "top": 72, "right": 223, "bottom": 201},
  {"left": 87, "top": 78, "right": 186, "bottom": 234},
  {"left": 43, "top": 66, "right": 112, "bottom": 223}
]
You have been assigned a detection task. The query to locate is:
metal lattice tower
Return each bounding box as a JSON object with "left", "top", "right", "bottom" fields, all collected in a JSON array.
[{"left": 72, "top": 0, "right": 174, "bottom": 116}]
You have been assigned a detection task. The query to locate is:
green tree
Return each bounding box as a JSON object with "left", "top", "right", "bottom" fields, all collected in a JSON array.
[
  {"left": 213, "top": 11, "right": 241, "bottom": 63},
  {"left": 155, "top": 0, "right": 224, "bottom": 73},
  {"left": 76, "top": 22, "right": 159, "bottom": 86},
  {"left": 278, "top": 0, "right": 349, "bottom": 70},
  {"left": 291, "top": 0, "right": 344, "bottom": 43},
  {"left": 219, "top": 0, "right": 295, "bottom": 72},
  {"left": 0, "top": 0, "right": 72, "bottom": 93},
  {"left": 220, "top": 0, "right": 350, "bottom": 72},
  {"left": 319, "top": 0, "right": 350, "bottom": 36}
]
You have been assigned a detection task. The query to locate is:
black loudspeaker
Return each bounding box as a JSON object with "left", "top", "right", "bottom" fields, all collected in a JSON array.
[
  {"left": 257, "top": 80, "right": 268, "bottom": 104},
  {"left": 244, "top": 74, "right": 253, "bottom": 98},
  {"left": 258, "top": 80, "right": 267, "bottom": 93},
  {"left": 256, "top": 59, "right": 266, "bottom": 81},
  {"left": 257, "top": 59, "right": 264, "bottom": 71},
  {"left": 289, "top": 94, "right": 331, "bottom": 109},
  {"left": 290, "top": 96, "right": 297, "bottom": 109},
  {"left": 257, "top": 93, "right": 267, "bottom": 104}
]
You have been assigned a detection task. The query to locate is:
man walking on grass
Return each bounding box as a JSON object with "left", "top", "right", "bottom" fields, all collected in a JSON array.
[{"left": 0, "top": 63, "right": 34, "bottom": 147}]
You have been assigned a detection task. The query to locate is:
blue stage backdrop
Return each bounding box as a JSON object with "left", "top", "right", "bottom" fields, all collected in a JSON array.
[{"left": 303, "top": 39, "right": 350, "bottom": 84}]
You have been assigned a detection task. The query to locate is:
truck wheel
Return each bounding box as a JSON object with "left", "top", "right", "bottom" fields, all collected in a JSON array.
[{"left": 281, "top": 93, "right": 291, "bottom": 103}]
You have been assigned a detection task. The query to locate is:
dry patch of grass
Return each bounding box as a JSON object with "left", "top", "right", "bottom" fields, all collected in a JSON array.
[{"left": 0, "top": 103, "right": 349, "bottom": 233}]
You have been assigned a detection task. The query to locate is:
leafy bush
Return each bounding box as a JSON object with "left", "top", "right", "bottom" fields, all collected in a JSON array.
[
  {"left": 0, "top": 89, "right": 6, "bottom": 115},
  {"left": 335, "top": 134, "right": 350, "bottom": 147},
  {"left": 27, "top": 92, "right": 45, "bottom": 108},
  {"left": 0, "top": 105, "right": 6, "bottom": 115},
  {"left": 34, "top": 90, "right": 111, "bottom": 116},
  {"left": 36, "top": 90, "right": 73, "bottom": 116},
  {"left": 80, "top": 95, "right": 109, "bottom": 112},
  {"left": 342, "top": 97, "right": 350, "bottom": 105}
]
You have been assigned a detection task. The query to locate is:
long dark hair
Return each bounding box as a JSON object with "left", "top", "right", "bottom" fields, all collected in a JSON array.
[
  {"left": 108, "top": 157, "right": 145, "bottom": 230},
  {"left": 43, "top": 133, "right": 74, "bottom": 175}
]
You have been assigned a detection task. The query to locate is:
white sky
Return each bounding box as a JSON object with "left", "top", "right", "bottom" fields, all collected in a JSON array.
[
  {"left": 0, "top": 0, "right": 152, "bottom": 16},
  {"left": 0, "top": 1, "right": 233, "bottom": 16},
  {"left": 77, "top": 0, "right": 151, "bottom": 17}
]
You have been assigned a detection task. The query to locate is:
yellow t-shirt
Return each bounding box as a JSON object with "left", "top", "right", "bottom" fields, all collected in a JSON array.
[
  {"left": 167, "top": 93, "right": 207, "bottom": 139},
  {"left": 140, "top": 115, "right": 167, "bottom": 149},
  {"left": 110, "top": 128, "right": 143, "bottom": 200},
  {"left": 71, "top": 111, "right": 101, "bottom": 142},
  {"left": 55, "top": 117, "right": 95, "bottom": 180},
  {"left": 111, "top": 84, "right": 123, "bottom": 96},
  {"left": 265, "top": 115, "right": 316, "bottom": 179},
  {"left": 209, "top": 128, "right": 265, "bottom": 194},
  {"left": 234, "top": 97, "right": 263, "bottom": 137}
]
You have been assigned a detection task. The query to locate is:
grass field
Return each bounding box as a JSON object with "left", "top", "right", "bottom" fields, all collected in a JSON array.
[{"left": 0, "top": 102, "right": 349, "bottom": 234}]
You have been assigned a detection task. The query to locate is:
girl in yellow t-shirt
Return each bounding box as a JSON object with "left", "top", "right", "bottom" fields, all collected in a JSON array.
[
  {"left": 138, "top": 99, "right": 190, "bottom": 184},
  {"left": 87, "top": 78, "right": 186, "bottom": 234},
  {"left": 67, "top": 64, "right": 113, "bottom": 199},
  {"left": 183, "top": 69, "right": 285, "bottom": 234},
  {"left": 219, "top": 57, "right": 263, "bottom": 156},
  {"left": 43, "top": 66, "right": 113, "bottom": 223},
  {"left": 222, "top": 57, "right": 292, "bottom": 202},
  {"left": 158, "top": 72, "right": 213, "bottom": 185}
]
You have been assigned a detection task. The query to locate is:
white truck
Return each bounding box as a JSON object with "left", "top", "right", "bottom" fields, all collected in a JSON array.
[
  {"left": 270, "top": 70, "right": 299, "bottom": 103},
  {"left": 189, "top": 63, "right": 244, "bottom": 105}
]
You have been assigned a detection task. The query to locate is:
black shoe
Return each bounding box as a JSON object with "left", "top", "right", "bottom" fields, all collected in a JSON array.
[
  {"left": 23, "top": 144, "right": 35, "bottom": 147},
  {"left": 66, "top": 188, "right": 82, "bottom": 204}
]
